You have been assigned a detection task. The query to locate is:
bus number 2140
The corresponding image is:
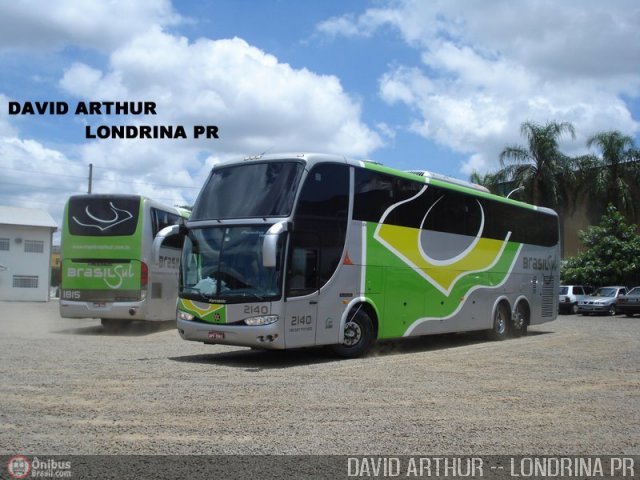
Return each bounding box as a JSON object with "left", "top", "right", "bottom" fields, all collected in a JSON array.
[
  {"left": 291, "top": 315, "right": 312, "bottom": 326},
  {"left": 244, "top": 305, "right": 269, "bottom": 315}
]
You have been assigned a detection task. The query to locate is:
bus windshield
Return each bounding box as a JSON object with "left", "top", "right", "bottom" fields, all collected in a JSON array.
[
  {"left": 181, "top": 225, "right": 284, "bottom": 303},
  {"left": 190, "top": 161, "right": 304, "bottom": 220}
]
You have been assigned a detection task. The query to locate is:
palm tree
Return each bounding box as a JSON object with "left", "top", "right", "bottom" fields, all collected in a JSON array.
[
  {"left": 586, "top": 130, "right": 638, "bottom": 218},
  {"left": 498, "top": 120, "right": 576, "bottom": 209},
  {"left": 469, "top": 170, "right": 501, "bottom": 193}
]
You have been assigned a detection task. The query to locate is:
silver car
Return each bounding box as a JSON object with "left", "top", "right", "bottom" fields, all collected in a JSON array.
[
  {"left": 616, "top": 287, "right": 640, "bottom": 317},
  {"left": 577, "top": 286, "right": 627, "bottom": 316}
]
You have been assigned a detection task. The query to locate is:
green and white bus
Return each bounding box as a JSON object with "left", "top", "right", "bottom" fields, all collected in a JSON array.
[
  {"left": 157, "top": 153, "right": 559, "bottom": 357},
  {"left": 60, "top": 194, "right": 189, "bottom": 327}
]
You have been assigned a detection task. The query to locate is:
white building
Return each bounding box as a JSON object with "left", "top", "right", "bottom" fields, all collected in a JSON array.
[{"left": 0, "top": 206, "right": 57, "bottom": 301}]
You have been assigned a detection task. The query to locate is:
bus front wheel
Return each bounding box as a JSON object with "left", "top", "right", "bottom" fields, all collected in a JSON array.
[{"left": 332, "top": 308, "right": 375, "bottom": 358}]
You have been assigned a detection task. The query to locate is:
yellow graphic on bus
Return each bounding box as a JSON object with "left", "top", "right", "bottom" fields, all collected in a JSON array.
[
  {"left": 181, "top": 300, "right": 224, "bottom": 317},
  {"left": 374, "top": 188, "right": 511, "bottom": 295}
]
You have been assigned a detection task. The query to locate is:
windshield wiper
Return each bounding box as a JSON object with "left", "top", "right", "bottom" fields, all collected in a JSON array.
[
  {"left": 242, "top": 291, "right": 265, "bottom": 301},
  {"left": 181, "top": 286, "right": 215, "bottom": 302},
  {"left": 225, "top": 290, "right": 265, "bottom": 301}
]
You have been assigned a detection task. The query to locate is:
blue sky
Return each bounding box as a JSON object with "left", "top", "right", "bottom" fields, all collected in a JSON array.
[{"left": 1, "top": 0, "right": 639, "bottom": 241}]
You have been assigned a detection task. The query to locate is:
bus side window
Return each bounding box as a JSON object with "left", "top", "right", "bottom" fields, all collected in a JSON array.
[{"left": 152, "top": 208, "right": 183, "bottom": 249}]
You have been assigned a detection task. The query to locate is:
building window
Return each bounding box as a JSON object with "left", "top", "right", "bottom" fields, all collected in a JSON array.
[
  {"left": 13, "top": 275, "right": 39, "bottom": 288},
  {"left": 0, "top": 238, "right": 9, "bottom": 251},
  {"left": 24, "top": 240, "right": 44, "bottom": 253}
]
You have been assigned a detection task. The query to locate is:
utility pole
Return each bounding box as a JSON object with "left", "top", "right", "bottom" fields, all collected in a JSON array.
[{"left": 88, "top": 163, "right": 93, "bottom": 194}]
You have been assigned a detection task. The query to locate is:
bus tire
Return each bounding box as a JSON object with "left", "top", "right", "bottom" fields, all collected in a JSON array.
[
  {"left": 101, "top": 318, "right": 117, "bottom": 329},
  {"left": 332, "top": 308, "right": 375, "bottom": 358},
  {"left": 511, "top": 301, "right": 529, "bottom": 337},
  {"left": 488, "top": 302, "right": 510, "bottom": 341},
  {"left": 101, "top": 318, "right": 130, "bottom": 329}
]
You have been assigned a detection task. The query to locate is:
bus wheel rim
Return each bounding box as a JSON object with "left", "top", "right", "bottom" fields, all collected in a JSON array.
[
  {"left": 343, "top": 321, "right": 362, "bottom": 346},
  {"left": 496, "top": 311, "right": 507, "bottom": 335}
]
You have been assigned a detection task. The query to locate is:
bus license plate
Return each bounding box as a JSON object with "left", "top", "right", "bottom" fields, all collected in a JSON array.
[{"left": 208, "top": 331, "right": 224, "bottom": 340}]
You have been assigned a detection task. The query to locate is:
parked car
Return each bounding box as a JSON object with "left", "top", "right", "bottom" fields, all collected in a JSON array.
[
  {"left": 558, "top": 285, "right": 593, "bottom": 314},
  {"left": 577, "top": 286, "right": 627, "bottom": 316},
  {"left": 615, "top": 287, "right": 640, "bottom": 317}
]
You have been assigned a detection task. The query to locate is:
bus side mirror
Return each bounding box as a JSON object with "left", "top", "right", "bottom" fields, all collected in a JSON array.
[
  {"left": 152, "top": 224, "right": 182, "bottom": 266},
  {"left": 263, "top": 221, "right": 289, "bottom": 267}
]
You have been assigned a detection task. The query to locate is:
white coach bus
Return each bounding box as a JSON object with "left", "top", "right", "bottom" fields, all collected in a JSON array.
[{"left": 155, "top": 153, "right": 559, "bottom": 357}]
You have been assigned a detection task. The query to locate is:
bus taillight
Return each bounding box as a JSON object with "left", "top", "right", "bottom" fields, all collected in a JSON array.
[{"left": 141, "top": 262, "right": 149, "bottom": 290}]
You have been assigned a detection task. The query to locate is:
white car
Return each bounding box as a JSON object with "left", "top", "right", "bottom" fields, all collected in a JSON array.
[
  {"left": 558, "top": 285, "right": 593, "bottom": 314},
  {"left": 577, "top": 286, "right": 627, "bottom": 316}
]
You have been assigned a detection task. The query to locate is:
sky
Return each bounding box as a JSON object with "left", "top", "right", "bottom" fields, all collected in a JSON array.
[{"left": 1, "top": 0, "right": 639, "bottom": 243}]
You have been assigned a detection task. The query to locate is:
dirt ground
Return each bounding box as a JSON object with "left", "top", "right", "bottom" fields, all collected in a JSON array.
[{"left": 0, "top": 300, "right": 638, "bottom": 456}]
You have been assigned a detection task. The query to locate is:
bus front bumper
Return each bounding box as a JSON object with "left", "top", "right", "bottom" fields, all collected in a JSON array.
[{"left": 177, "top": 318, "right": 285, "bottom": 349}]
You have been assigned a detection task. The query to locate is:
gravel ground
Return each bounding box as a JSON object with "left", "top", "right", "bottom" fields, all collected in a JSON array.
[{"left": 0, "top": 300, "right": 638, "bottom": 456}]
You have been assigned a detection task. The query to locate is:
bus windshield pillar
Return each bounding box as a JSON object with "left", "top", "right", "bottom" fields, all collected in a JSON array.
[
  {"left": 263, "top": 221, "right": 289, "bottom": 267},
  {"left": 152, "top": 224, "right": 181, "bottom": 266}
]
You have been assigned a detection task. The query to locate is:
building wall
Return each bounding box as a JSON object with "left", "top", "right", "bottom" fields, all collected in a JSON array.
[
  {"left": 0, "top": 224, "right": 53, "bottom": 301},
  {"left": 560, "top": 202, "right": 592, "bottom": 258}
]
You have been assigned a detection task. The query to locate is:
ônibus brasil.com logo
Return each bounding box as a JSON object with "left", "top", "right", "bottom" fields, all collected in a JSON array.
[
  {"left": 7, "top": 456, "right": 30, "bottom": 479},
  {"left": 6, "top": 456, "right": 72, "bottom": 478}
]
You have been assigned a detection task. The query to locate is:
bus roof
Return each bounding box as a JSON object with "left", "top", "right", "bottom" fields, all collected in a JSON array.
[{"left": 216, "top": 152, "right": 557, "bottom": 217}]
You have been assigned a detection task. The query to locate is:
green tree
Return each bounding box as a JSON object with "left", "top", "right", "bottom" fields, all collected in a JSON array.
[
  {"left": 586, "top": 130, "right": 638, "bottom": 219},
  {"left": 498, "top": 120, "right": 576, "bottom": 209},
  {"left": 561, "top": 205, "right": 640, "bottom": 287}
]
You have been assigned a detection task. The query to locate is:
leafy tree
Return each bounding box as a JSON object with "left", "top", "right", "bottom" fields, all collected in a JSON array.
[
  {"left": 498, "top": 120, "right": 576, "bottom": 209},
  {"left": 562, "top": 204, "right": 640, "bottom": 287}
]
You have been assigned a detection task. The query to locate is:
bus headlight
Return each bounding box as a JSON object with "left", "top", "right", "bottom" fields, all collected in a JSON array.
[
  {"left": 177, "top": 310, "right": 194, "bottom": 322},
  {"left": 244, "top": 315, "right": 278, "bottom": 326}
]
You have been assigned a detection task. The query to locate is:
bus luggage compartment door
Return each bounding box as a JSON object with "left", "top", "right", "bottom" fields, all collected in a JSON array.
[{"left": 283, "top": 292, "right": 318, "bottom": 348}]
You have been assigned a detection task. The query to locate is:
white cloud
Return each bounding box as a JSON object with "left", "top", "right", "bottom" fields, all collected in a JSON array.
[
  {"left": 32, "top": 27, "right": 383, "bottom": 225},
  {"left": 77, "top": 140, "right": 199, "bottom": 206},
  {"left": 460, "top": 153, "right": 491, "bottom": 177},
  {"left": 60, "top": 29, "right": 383, "bottom": 157},
  {"left": 375, "top": 122, "right": 396, "bottom": 141},
  {"left": 319, "top": 0, "right": 640, "bottom": 175},
  {"left": 0, "top": 0, "right": 181, "bottom": 51},
  {"left": 316, "top": 9, "right": 403, "bottom": 39},
  {"left": 1, "top": 7, "right": 384, "bottom": 235},
  {"left": 60, "top": 63, "right": 126, "bottom": 100},
  {"left": 0, "top": 136, "right": 86, "bottom": 237},
  {"left": 0, "top": 94, "right": 18, "bottom": 137}
]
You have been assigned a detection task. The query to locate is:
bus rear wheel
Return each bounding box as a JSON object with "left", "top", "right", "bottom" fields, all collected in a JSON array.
[
  {"left": 511, "top": 301, "right": 529, "bottom": 337},
  {"left": 101, "top": 318, "right": 130, "bottom": 329},
  {"left": 488, "top": 302, "right": 510, "bottom": 341},
  {"left": 101, "top": 318, "right": 116, "bottom": 328},
  {"left": 332, "top": 308, "right": 375, "bottom": 358}
]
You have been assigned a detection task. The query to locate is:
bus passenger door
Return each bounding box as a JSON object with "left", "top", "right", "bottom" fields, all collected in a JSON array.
[{"left": 283, "top": 233, "right": 319, "bottom": 348}]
